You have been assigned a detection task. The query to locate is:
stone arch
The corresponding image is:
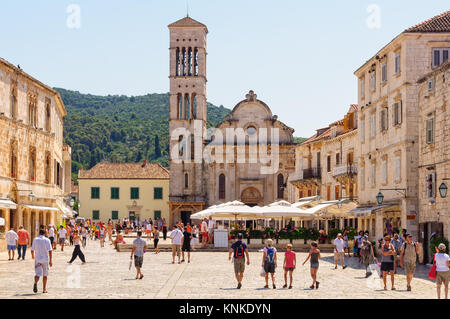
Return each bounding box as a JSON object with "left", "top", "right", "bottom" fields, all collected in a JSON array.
[{"left": 240, "top": 187, "right": 262, "bottom": 206}]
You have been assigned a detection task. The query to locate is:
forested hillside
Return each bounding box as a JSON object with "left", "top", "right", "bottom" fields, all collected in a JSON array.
[{"left": 57, "top": 88, "right": 231, "bottom": 181}]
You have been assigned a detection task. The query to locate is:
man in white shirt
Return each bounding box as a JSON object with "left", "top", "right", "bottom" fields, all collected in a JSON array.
[
  {"left": 58, "top": 225, "right": 67, "bottom": 251},
  {"left": 5, "top": 229, "right": 18, "bottom": 260},
  {"left": 333, "top": 233, "right": 347, "bottom": 270},
  {"left": 207, "top": 217, "right": 215, "bottom": 244},
  {"left": 170, "top": 225, "right": 184, "bottom": 264},
  {"left": 31, "top": 229, "right": 53, "bottom": 294}
]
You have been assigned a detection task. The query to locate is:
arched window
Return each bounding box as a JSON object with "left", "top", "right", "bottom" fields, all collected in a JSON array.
[
  {"left": 277, "top": 174, "right": 284, "bottom": 199},
  {"left": 182, "top": 47, "right": 187, "bottom": 76},
  {"left": 177, "top": 93, "right": 183, "bottom": 119},
  {"left": 219, "top": 174, "right": 225, "bottom": 199},
  {"left": 178, "top": 135, "right": 186, "bottom": 158},
  {"left": 184, "top": 173, "right": 188, "bottom": 189},
  {"left": 192, "top": 94, "right": 197, "bottom": 119},
  {"left": 10, "top": 144, "right": 17, "bottom": 178},
  {"left": 185, "top": 94, "right": 190, "bottom": 120},
  {"left": 190, "top": 135, "right": 195, "bottom": 161},
  {"left": 176, "top": 47, "right": 180, "bottom": 76},
  {"left": 10, "top": 86, "right": 17, "bottom": 119},
  {"left": 194, "top": 48, "right": 199, "bottom": 76},
  {"left": 188, "top": 47, "right": 193, "bottom": 76}
]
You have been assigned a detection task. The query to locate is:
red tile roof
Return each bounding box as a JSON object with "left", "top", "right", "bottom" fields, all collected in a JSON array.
[
  {"left": 405, "top": 10, "right": 450, "bottom": 33},
  {"left": 78, "top": 162, "right": 169, "bottom": 180},
  {"left": 168, "top": 16, "right": 208, "bottom": 33}
]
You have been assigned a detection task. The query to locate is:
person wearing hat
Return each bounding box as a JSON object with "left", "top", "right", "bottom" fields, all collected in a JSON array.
[
  {"left": 333, "top": 233, "right": 347, "bottom": 270},
  {"left": 399, "top": 234, "right": 420, "bottom": 291},
  {"left": 228, "top": 233, "right": 250, "bottom": 289},
  {"left": 434, "top": 243, "right": 450, "bottom": 299}
]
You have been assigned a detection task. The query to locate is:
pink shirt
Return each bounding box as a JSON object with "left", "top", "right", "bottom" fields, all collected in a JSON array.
[{"left": 284, "top": 251, "right": 296, "bottom": 268}]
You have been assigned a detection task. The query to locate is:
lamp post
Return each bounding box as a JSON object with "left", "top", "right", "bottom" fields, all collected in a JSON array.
[
  {"left": 376, "top": 192, "right": 384, "bottom": 205},
  {"left": 439, "top": 178, "right": 449, "bottom": 198},
  {"left": 18, "top": 190, "right": 36, "bottom": 202}
]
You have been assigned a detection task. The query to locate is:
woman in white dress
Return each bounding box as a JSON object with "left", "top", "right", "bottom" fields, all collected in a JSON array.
[{"left": 191, "top": 225, "right": 199, "bottom": 246}]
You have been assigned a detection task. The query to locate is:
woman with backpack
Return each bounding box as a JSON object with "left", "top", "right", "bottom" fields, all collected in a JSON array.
[
  {"left": 380, "top": 235, "right": 396, "bottom": 290},
  {"left": 262, "top": 239, "right": 277, "bottom": 289}
]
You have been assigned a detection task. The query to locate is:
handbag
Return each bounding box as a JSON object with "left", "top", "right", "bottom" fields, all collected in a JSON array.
[
  {"left": 260, "top": 266, "right": 266, "bottom": 277},
  {"left": 428, "top": 254, "right": 437, "bottom": 280}
]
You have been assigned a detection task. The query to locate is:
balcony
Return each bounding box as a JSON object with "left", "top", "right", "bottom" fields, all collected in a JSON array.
[
  {"left": 288, "top": 167, "right": 321, "bottom": 187},
  {"left": 332, "top": 164, "right": 358, "bottom": 177}
]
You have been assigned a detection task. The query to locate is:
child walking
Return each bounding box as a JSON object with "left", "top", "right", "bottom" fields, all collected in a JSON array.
[
  {"left": 283, "top": 244, "right": 296, "bottom": 289},
  {"left": 262, "top": 239, "right": 277, "bottom": 289},
  {"left": 302, "top": 242, "right": 321, "bottom": 289}
]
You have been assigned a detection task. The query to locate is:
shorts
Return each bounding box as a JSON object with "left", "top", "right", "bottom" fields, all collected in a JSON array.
[
  {"left": 202, "top": 232, "right": 207, "bottom": 238},
  {"left": 436, "top": 270, "right": 450, "bottom": 285},
  {"left": 134, "top": 255, "right": 143, "bottom": 268},
  {"left": 334, "top": 252, "right": 345, "bottom": 262},
  {"left": 59, "top": 238, "right": 65, "bottom": 245},
  {"left": 35, "top": 261, "right": 49, "bottom": 277},
  {"left": 380, "top": 262, "right": 394, "bottom": 272},
  {"left": 234, "top": 258, "right": 245, "bottom": 274},
  {"left": 310, "top": 263, "right": 319, "bottom": 269},
  {"left": 182, "top": 244, "right": 191, "bottom": 252},
  {"left": 146, "top": 230, "right": 151, "bottom": 234},
  {"left": 172, "top": 244, "right": 181, "bottom": 257},
  {"left": 7, "top": 245, "right": 16, "bottom": 251},
  {"left": 404, "top": 261, "right": 416, "bottom": 274},
  {"left": 49, "top": 237, "right": 54, "bottom": 244},
  {"left": 264, "top": 261, "right": 276, "bottom": 274},
  {"left": 208, "top": 229, "right": 214, "bottom": 235},
  {"left": 284, "top": 267, "right": 295, "bottom": 272}
]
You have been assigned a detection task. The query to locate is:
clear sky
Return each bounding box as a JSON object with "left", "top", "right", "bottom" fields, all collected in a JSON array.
[{"left": 1, "top": 1, "right": 448, "bottom": 137}]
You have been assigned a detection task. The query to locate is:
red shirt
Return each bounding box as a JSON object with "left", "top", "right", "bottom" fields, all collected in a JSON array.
[
  {"left": 284, "top": 251, "right": 296, "bottom": 268},
  {"left": 17, "top": 229, "right": 30, "bottom": 245}
]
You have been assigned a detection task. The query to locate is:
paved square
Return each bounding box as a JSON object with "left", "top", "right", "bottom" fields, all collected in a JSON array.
[{"left": 0, "top": 238, "right": 438, "bottom": 299}]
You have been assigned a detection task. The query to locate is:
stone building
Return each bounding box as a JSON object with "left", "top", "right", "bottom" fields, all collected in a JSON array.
[
  {"left": 167, "top": 16, "right": 296, "bottom": 226},
  {"left": 417, "top": 59, "right": 450, "bottom": 262},
  {"left": 288, "top": 105, "right": 359, "bottom": 231},
  {"left": 78, "top": 162, "right": 170, "bottom": 223},
  {"left": 0, "top": 58, "right": 71, "bottom": 250},
  {"left": 353, "top": 10, "right": 450, "bottom": 240}
]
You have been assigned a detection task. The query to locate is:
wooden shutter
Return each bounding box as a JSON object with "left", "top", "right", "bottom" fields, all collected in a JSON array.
[{"left": 395, "top": 156, "right": 401, "bottom": 181}]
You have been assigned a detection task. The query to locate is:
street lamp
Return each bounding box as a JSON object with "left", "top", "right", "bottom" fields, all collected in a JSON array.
[
  {"left": 439, "top": 183, "right": 448, "bottom": 198},
  {"left": 70, "top": 198, "right": 75, "bottom": 208},
  {"left": 376, "top": 192, "right": 384, "bottom": 205},
  {"left": 18, "top": 190, "right": 36, "bottom": 202}
]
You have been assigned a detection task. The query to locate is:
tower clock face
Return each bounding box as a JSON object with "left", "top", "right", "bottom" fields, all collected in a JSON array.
[{"left": 246, "top": 126, "right": 257, "bottom": 136}]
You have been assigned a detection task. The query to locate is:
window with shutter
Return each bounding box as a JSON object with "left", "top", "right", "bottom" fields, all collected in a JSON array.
[
  {"left": 92, "top": 210, "right": 100, "bottom": 220},
  {"left": 154, "top": 210, "right": 161, "bottom": 219},
  {"left": 111, "top": 211, "right": 119, "bottom": 220},
  {"left": 381, "top": 160, "right": 387, "bottom": 184},
  {"left": 395, "top": 156, "right": 401, "bottom": 181},
  {"left": 111, "top": 187, "right": 119, "bottom": 199},
  {"left": 370, "top": 114, "right": 376, "bottom": 137},
  {"left": 91, "top": 187, "right": 100, "bottom": 199},
  {"left": 395, "top": 53, "right": 400, "bottom": 74},
  {"left": 426, "top": 117, "right": 434, "bottom": 144},
  {"left": 370, "top": 71, "right": 376, "bottom": 91},
  {"left": 360, "top": 78, "right": 365, "bottom": 98},
  {"left": 130, "top": 187, "right": 139, "bottom": 199},
  {"left": 371, "top": 163, "right": 376, "bottom": 186},
  {"left": 381, "top": 63, "right": 387, "bottom": 83},
  {"left": 154, "top": 187, "right": 163, "bottom": 199},
  {"left": 327, "top": 156, "right": 331, "bottom": 172},
  {"left": 360, "top": 118, "right": 365, "bottom": 142}
]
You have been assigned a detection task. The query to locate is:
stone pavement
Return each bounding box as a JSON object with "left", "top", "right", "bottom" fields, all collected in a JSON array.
[{"left": 0, "top": 238, "right": 439, "bottom": 299}]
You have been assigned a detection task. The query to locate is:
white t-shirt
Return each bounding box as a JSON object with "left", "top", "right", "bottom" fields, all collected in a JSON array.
[
  {"left": 31, "top": 235, "right": 52, "bottom": 264},
  {"left": 435, "top": 253, "right": 450, "bottom": 272},
  {"left": 334, "top": 238, "right": 345, "bottom": 252},
  {"left": 48, "top": 228, "right": 55, "bottom": 237},
  {"left": 208, "top": 220, "right": 215, "bottom": 230},
  {"left": 5, "top": 230, "right": 18, "bottom": 246},
  {"left": 58, "top": 229, "right": 67, "bottom": 239},
  {"left": 146, "top": 224, "right": 152, "bottom": 231},
  {"left": 170, "top": 229, "right": 184, "bottom": 245}
]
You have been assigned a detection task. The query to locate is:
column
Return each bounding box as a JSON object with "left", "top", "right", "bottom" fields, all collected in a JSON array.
[
  {"left": 339, "top": 218, "right": 344, "bottom": 230},
  {"left": 325, "top": 219, "right": 329, "bottom": 234},
  {"left": 375, "top": 211, "right": 383, "bottom": 240},
  {"left": 4, "top": 208, "right": 10, "bottom": 231}
]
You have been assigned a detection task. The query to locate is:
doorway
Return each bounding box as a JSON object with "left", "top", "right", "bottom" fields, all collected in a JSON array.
[
  {"left": 129, "top": 211, "right": 136, "bottom": 221},
  {"left": 419, "top": 222, "right": 444, "bottom": 264},
  {"left": 181, "top": 211, "right": 191, "bottom": 226},
  {"left": 10, "top": 209, "right": 16, "bottom": 230}
]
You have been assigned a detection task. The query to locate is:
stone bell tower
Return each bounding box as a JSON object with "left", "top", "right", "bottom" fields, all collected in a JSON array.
[{"left": 168, "top": 16, "right": 208, "bottom": 226}]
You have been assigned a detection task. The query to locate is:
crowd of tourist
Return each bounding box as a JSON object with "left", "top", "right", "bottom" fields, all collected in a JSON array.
[{"left": 3, "top": 219, "right": 449, "bottom": 299}]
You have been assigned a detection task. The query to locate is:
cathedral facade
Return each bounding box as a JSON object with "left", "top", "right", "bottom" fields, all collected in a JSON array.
[{"left": 167, "top": 17, "right": 296, "bottom": 226}]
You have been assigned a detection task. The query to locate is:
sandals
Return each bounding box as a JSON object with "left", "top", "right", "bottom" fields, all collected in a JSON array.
[
  {"left": 283, "top": 284, "right": 287, "bottom": 288},
  {"left": 315, "top": 281, "right": 320, "bottom": 289},
  {"left": 264, "top": 285, "right": 269, "bottom": 289},
  {"left": 289, "top": 285, "right": 292, "bottom": 289},
  {"left": 309, "top": 284, "right": 315, "bottom": 289}
]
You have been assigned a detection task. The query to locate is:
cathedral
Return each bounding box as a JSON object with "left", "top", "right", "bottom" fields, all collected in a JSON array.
[{"left": 167, "top": 16, "right": 297, "bottom": 226}]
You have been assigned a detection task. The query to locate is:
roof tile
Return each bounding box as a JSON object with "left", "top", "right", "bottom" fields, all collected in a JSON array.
[{"left": 78, "top": 162, "right": 169, "bottom": 180}]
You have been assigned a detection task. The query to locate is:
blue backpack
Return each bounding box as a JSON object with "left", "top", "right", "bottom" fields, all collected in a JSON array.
[{"left": 265, "top": 247, "right": 275, "bottom": 264}]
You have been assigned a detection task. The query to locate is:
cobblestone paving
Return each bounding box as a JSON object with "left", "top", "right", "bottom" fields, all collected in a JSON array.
[{"left": 0, "top": 238, "right": 438, "bottom": 299}]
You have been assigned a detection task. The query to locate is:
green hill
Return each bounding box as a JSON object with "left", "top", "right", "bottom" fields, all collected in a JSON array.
[{"left": 57, "top": 88, "right": 231, "bottom": 181}]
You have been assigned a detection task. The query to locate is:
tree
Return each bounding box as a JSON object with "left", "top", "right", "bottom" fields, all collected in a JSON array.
[{"left": 154, "top": 134, "right": 161, "bottom": 159}]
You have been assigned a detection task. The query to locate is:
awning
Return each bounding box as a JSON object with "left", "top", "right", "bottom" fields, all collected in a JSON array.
[
  {"left": 55, "top": 201, "right": 74, "bottom": 219},
  {"left": 348, "top": 204, "right": 395, "bottom": 218},
  {"left": 24, "top": 205, "right": 60, "bottom": 212},
  {"left": 0, "top": 199, "right": 17, "bottom": 209}
]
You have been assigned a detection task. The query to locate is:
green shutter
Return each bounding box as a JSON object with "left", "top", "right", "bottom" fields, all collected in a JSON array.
[
  {"left": 91, "top": 187, "right": 100, "bottom": 199},
  {"left": 154, "top": 187, "right": 163, "bottom": 199},
  {"left": 154, "top": 210, "right": 161, "bottom": 219},
  {"left": 92, "top": 210, "right": 100, "bottom": 220},
  {"left": 111, "top": 187, "right": 119, "bottom": 199},
  {"left": 111, "top": 211, "right": 119, "bottom": 220},
  {"left": 131, "top": 187, "right": 139, "bottom": 199}
]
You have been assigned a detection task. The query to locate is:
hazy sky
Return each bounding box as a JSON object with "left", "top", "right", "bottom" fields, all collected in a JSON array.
[{"left": 1, "top": 1, "right": 448, "bottom": 137}]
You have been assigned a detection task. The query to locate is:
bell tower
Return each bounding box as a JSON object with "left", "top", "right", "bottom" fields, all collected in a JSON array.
[{"left": 168, "top": 16, "right": 208, "bottom": 226}]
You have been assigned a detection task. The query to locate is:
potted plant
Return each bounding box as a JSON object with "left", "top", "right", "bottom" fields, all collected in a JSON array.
[{"left": 292, "top": 227, "right": 305, "bottom": 245}]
